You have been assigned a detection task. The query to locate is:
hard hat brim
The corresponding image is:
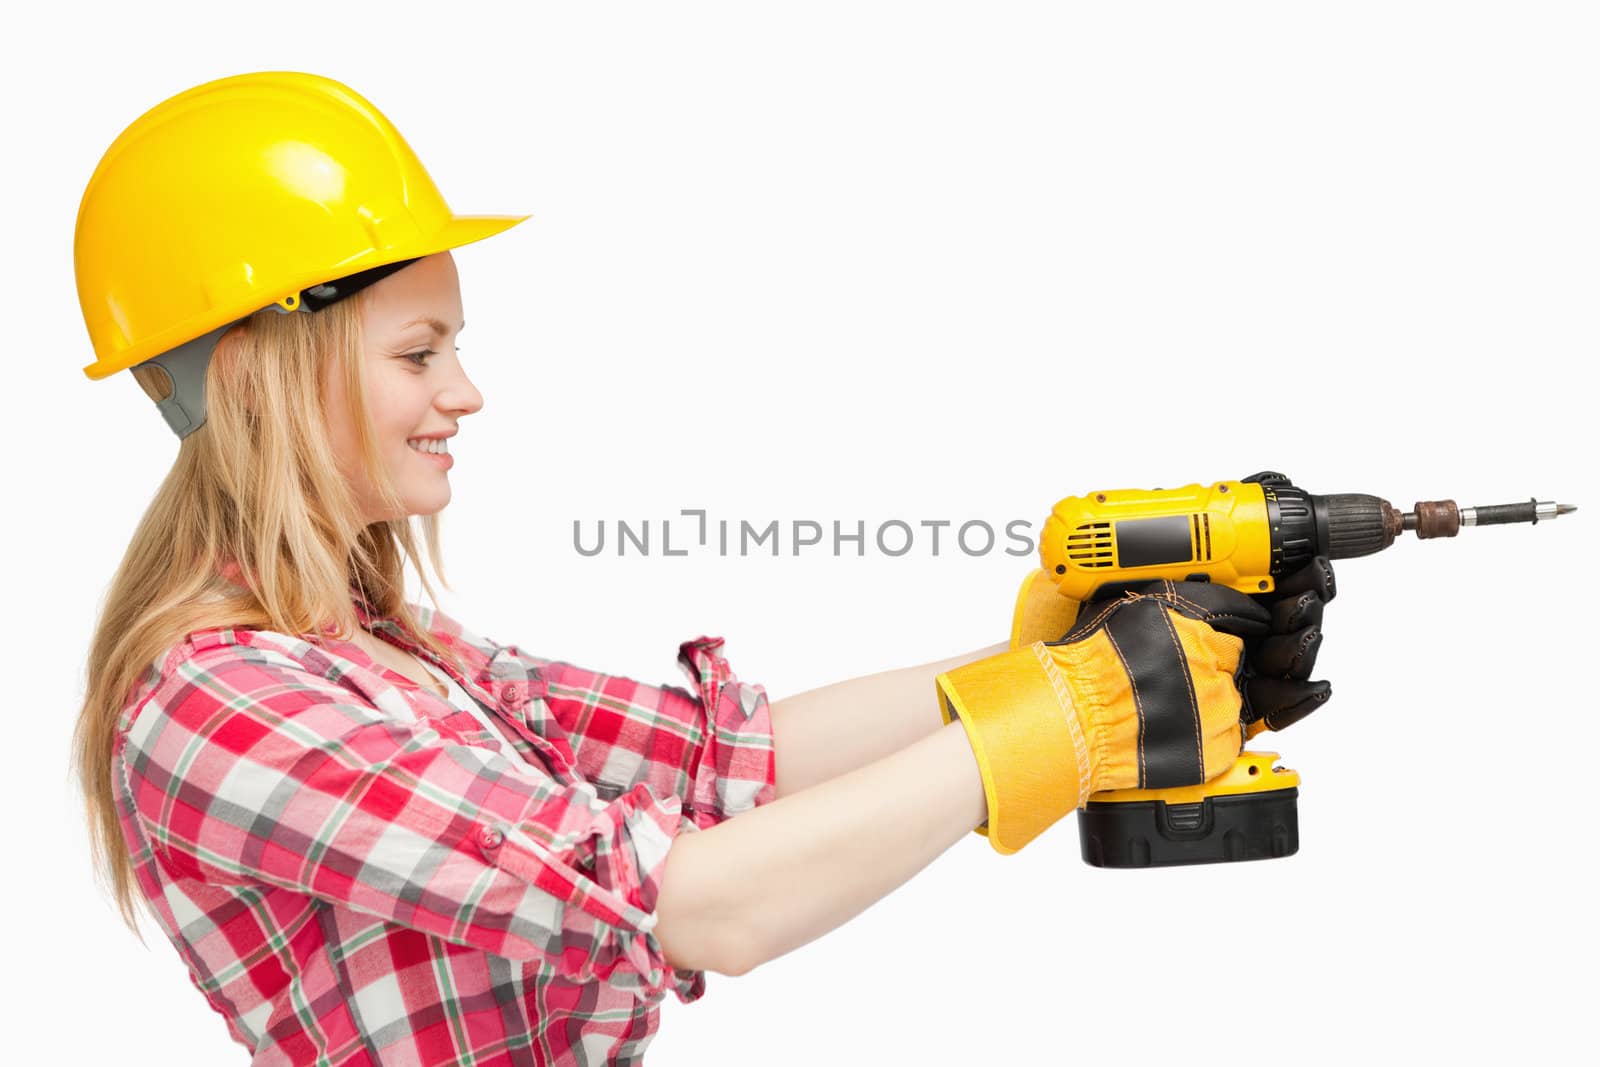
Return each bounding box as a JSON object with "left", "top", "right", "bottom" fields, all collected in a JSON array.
[{"left": 81, "top": 212, "right": 530, "bottom": 381}]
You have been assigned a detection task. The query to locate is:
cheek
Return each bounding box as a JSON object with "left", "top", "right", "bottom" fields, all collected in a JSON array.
[{"left": 363, "top": 375, "right": 426, "bottom": 443}]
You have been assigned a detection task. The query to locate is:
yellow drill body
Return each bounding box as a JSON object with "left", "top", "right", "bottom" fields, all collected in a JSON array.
[{"left": 1041, "top": 479, "right": 1279, "bottom": 601}]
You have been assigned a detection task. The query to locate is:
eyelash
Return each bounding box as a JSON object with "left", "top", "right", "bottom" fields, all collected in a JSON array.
[{"left": 404, "top": 347, "right": 458, "bottom": 368}]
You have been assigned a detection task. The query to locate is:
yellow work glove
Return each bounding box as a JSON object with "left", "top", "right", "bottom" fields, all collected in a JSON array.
[
  {"left": 1011, "top": 559, "right": 1337, "bottom": 737},
  {"left": 1009, "top": 567, "right": 1082, "bottom": 649},
  {"left": 937, "top": 579, "right": 1271, "bottom": 855}
]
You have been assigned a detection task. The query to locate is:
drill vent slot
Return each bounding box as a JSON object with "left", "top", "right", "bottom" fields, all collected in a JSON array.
[
  {"left": 1191, "top": 513, "right": 1213, "bottom": 561},
  {"left": 1067, "top": 522, "right": 1114, "bottom": 568}
]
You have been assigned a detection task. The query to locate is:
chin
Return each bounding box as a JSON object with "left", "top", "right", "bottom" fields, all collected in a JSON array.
[
  {"left": 405, "top": 499, "right": 450, "bottom": 518},
  {"left": 404, "top": 489, "right": 452, "bottom": 517}
]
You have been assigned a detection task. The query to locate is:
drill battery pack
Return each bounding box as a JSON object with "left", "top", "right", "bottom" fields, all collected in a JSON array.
[{"left": 1076, "top": 752, "right": 1300, "bottom": 868}]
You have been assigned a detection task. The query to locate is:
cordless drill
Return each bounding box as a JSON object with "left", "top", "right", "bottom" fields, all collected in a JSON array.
[{"left": 1029, "top": 472, "right": 1575, "bottom": 868}]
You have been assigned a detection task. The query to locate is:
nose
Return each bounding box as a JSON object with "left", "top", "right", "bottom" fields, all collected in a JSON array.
[{"left": 439, "top": 359, "right": 485, "bottom": 417}]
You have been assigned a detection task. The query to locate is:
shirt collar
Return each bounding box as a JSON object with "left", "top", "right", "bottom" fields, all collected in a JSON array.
[{"left": 216, "top": 558, "right": 420, "bottom": 647}]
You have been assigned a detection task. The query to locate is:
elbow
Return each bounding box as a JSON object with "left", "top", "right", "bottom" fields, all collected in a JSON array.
[
  {"left": 657, "top": 909, "right": 756, "bottom": 978},
  {"left": 655, "top": 842, "right": 755, "bottom": 978},
  {"left": 712, "top": 913, "right": 770, "bottom": 977},
  {"left": 655, "top": 824, "right": 775, "bottom": 977}
]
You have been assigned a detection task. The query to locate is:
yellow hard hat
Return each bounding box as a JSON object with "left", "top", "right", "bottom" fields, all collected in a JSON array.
[{"left": 74, "top": 70, "right": 527, "bottom": 413}]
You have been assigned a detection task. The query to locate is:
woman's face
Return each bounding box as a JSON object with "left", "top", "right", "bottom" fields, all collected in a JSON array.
[{"left": 326, "top": 252, "right": 483, "bottom": 523}]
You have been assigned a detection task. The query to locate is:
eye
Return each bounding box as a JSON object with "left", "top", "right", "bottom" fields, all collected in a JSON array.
[{"left": 403, "top": 348, "right": 438, "bottom": 367}]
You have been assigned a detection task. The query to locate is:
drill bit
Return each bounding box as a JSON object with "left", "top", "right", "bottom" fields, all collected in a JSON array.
[{"left": 1403, "top": 498, "right": 1578, "bottom": 539}]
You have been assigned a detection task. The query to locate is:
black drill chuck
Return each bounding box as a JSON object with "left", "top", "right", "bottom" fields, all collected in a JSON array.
[
  {"left": 1261, "top": 486, "right": 1402, "bottom": 571},
  {"left": 1319, "top": 494, "right": 1403, "bottom": 559}
]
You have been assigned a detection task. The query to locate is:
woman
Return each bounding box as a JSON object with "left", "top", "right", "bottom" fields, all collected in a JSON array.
[{"left": 74, "top": 72, "right": 1332, "bottom": 1065}]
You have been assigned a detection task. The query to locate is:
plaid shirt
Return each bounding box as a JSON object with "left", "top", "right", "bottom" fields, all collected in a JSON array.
[{"left": 113, "top": 595, "right": 777, "bottom": 1065}]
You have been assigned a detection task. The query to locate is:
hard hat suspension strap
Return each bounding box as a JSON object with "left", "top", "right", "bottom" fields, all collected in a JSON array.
[
  {"left": 141, "top": 322, "right": 234, "bottom": 439},
  {"left": 294, "top": 258, "right": 420, "bottom": 312}
]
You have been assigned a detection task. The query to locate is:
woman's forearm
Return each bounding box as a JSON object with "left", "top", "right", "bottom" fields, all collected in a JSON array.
[
  {"left": 769, "top": 641, "right": 1007, "bottom": 797},
  {"left": 656, "top": 719, "right": 988, "bottom": 977}
]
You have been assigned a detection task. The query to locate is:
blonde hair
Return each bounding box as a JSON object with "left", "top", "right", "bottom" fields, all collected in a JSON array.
[{"left": 74, "top": 293, "right": 461, "bottom": 934}]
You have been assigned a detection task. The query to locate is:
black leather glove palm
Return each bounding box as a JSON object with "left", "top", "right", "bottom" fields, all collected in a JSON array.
[
  {"left": 1240, "top": 554, "right": 1335, "bottom": 731},
  {"left": 1238, "top": 472, "right": 1336, "bottom": 732}
]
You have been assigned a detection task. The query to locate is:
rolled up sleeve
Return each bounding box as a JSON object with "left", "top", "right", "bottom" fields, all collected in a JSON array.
[
  {"left": 119, "top": 642, "right": 708, "bottom": 1003},
  {"left": 488, "top": 635, "right": 778, "bottom": 830}
]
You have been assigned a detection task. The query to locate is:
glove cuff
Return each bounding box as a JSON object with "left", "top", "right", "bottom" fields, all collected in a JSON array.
[{"left": 935, "top": 643, "right": 1091, "bottom": 855}]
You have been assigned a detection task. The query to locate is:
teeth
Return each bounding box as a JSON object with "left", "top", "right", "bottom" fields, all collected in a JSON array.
[{"left": 408, "top": 438, "right": 449, "bottom": 454}]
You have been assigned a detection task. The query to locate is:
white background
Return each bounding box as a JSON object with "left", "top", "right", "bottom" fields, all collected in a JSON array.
[{"left": 5, "top": 2, "right": 1596, "bottom": 1064}]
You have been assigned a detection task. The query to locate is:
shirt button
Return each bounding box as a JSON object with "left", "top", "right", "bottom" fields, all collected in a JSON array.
[
  {"left": 478, "top": 826, "right": 504, "bottom": 850},
  {"left": 500, "top": 683, "right": 527, "bottom": 709}
]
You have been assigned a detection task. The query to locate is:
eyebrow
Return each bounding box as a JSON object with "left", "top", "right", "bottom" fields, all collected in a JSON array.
[{"left": 399, "top": 317, "right": 466, "bottom": 335}]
